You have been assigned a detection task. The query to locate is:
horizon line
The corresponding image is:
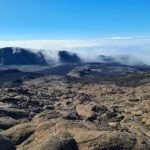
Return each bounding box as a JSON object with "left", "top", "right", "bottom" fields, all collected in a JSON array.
[{"left": 0, "top": 36, "right": 150, "bottom": 42}]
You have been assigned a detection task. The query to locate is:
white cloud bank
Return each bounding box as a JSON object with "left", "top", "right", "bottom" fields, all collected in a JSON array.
[{"left": 0, "top": 37, "right": 150, "bottom": 64}]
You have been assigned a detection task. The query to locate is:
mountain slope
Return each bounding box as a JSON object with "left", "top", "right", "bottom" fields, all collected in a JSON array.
[
  {"left": 0, "top": 47, "right": 47, "bottom": 65},
  {"left": 58, "top": 51, "right": 81, "bottom": 63}
]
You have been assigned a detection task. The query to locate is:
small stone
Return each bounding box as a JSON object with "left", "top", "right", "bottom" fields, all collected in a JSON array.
[{"left": 108, "top": 122, "right": 119, "bottom": 128}]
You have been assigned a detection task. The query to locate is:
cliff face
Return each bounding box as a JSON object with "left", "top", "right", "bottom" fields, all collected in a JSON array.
[
  {"left": 58, "top": 51, "right": 81, "bottom": 63},
  {"left": 0, "top": 47, "right": 47, "bottom": 65}
]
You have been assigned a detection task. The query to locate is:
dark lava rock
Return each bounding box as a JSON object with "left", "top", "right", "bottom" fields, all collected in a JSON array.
[
  {"left": 90, "top": 104, "right": 108, "bottom": 114},
  {"left": 0, "top": 69, "right": 21, "bottom": 76},
  {"left": 63, "top": 112, "right": 79, "bottom": 120},
  {"left": 0, "top": 108, "right": 29, "bottom": 119},
  {"left": 1, "top": 97, "right": 20, "bottom": 105},
  {"left": 87, "top": 113, "right": 97, "bottom": 122},
  {"left": 0, "top": 134, "right": 15, "bottom": 150},
  {"left": 106, "top": 111, "right": 118, "bottom": 118},
  {"left": 14, "top": 88, "right": 30, "bottom": 95}
]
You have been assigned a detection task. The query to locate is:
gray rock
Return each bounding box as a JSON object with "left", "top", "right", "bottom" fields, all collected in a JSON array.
[
  {"left": 0, "top": 108, "right": 29, "bottom": 119},
  {"left": 63, "top": 112, "right": 79, "bottom": 120},
  {"left": 2, "top": 123, "right": 36, "bottom": 145},
  {"left": 0, "top": 117, "right": 18, "bottom": 130}
]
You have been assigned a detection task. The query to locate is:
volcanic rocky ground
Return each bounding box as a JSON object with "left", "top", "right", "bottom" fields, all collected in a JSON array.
[{"left": 0, "top": 63, "right": 150, "bottom": 150}]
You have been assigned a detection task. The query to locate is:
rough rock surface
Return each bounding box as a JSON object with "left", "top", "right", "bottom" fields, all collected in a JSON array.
[{"left": 0, "top": 73, "right": 150, "bottom": 149}]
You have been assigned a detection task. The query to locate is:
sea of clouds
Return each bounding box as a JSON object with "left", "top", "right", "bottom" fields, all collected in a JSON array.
[{"left": 0, "top": 37, "right": 150, "bottom": 64}]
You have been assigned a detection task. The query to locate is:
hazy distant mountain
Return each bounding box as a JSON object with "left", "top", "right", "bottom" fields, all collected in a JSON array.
[
  {"left": 0, "top": 47, "right": 145, "bottom": 66},
  {"left": 58, "top": 51, "right": 81, "bottom": 64},
  {"left": 99, "top": 55, "right": 144, "bottom": 66},
  {"left": 0, "top": 47, "right": 47, "bottom": 65},
  {"left": 99, "top": 55, "right": 115, "bottom": 63}
]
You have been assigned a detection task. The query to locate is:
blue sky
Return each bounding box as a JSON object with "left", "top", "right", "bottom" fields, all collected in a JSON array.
[{"left": 0, "top": 0, "right": 150, "bottom": 40}]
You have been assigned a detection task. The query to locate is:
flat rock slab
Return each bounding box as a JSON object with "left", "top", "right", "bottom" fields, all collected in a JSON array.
[{"left": 0, "top": 117, "right": 19, "bottom": 130}]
